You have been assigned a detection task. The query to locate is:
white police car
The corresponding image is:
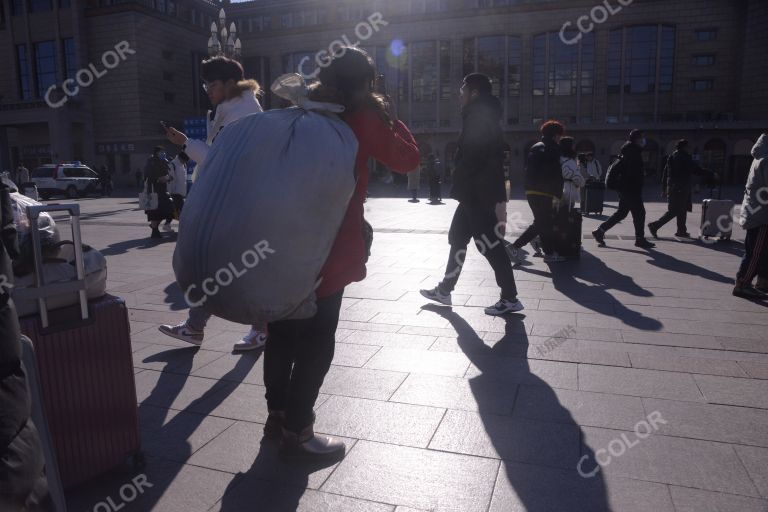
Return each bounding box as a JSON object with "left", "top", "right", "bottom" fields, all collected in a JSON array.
[{"left": 31, "top": 162, "right": 100, "bottom": 200}]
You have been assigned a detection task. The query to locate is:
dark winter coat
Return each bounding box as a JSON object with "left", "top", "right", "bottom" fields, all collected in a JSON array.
[
  {"left": 451, "top": 94, "right": 507, "bottom": 208},
  {"left": 617, "top": 141, "right": 646, "bottom": 196},
  {"left": 524, "top": 137, "right": 563, "bottom": 199},
  {"left": 661, "top": 149, "right": 711, "bottom": 213},
  {"left": 143, "top": 156, "right": 173, "bottom": 221}
]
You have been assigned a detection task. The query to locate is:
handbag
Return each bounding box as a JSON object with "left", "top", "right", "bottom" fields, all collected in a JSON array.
[{"left": 138, "top": 181, "right": 158, "bottom": 210}]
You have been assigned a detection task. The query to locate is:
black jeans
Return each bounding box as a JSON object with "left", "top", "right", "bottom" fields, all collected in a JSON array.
[
  {"left": 513, "top": 195, "right": 557, "bottom": 253},
  {"left": 737, "top": 225, "right": 768, "bottom": 286},
  {"left": 264, "top": 290, "right": 344, "bottom": 433},
  {"left": 599, "top": 192, "right": 647, "bottom": 238},
  {"left": 439, "top": 203, "right": 518, "bottom": 300},
  {"left": 652, "top": 209, "right": 687, "bottom": 234}
]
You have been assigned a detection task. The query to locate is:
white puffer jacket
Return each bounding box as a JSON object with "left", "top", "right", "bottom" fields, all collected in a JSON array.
[
  {"left": 561, "top": 157, "right": 586, "bottom": 208},
  {"left": 186, "top": 84, "right": 263, "bottom": 182}
]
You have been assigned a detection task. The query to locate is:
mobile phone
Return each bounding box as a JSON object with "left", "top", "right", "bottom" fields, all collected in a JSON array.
[{"left": 375, "top": 74, "right": 386, "bottom": 95}]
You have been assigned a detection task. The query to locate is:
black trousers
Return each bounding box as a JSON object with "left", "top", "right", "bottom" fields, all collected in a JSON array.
[
  {"left": 737, "top": 225, "right": 768, "bottom": 286},
  {"left": 513, "top": 195, "right": 557, "bottom": 253},
  {"left": 264, "top": 290, "right": 344, "bottom": 433},
  {"left": 652, "top": 209, "right": 687, "bottom": 234},
  {"left": 599, "top": 192, "right": 646, "bottom": 238},
  {"left": 439, "top": 203, "right": 518, "bottom": 300}
]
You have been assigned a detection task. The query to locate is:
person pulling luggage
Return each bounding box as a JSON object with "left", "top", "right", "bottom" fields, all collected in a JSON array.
[
  {"left": 592, "top": 130, "right": 656, "bottom": 249},
  {"left": 506, "top": 120, "right": 565, "bottom": 263},
  {"left": 648, "top": 139, "right": 716, "bottom": 239}
]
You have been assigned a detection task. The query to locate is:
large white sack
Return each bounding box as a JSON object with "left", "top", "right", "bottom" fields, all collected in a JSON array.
[{"left": 173, "top": 95, "right": 358, "bottom": 325}]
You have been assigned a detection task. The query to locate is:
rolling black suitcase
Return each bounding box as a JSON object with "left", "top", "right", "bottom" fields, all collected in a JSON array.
[
  {"left": 581, "top": 181, "right": 605, "bottom": 215},
  {"left": 550, "top": 206, "right": 582, "bottom": 260}
]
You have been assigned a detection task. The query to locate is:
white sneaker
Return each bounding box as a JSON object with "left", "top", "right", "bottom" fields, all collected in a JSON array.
[
  {"left": 161, "top": 223, "right": 174, "bottom": 232},
  {"left": 158, "top": 321, "right": 203, "bottom": 345},
  {"left": 484, "top": 299, "right": 525, "bottom": 316},
  {"left": 420, "top": 287, "right": 452, "bottom": 306},
  {"left": 543, "top": 253, "right": 568, "bottom": 263},
  {"left": 233, "top": 329, "right": 268, "bottom": 352}
]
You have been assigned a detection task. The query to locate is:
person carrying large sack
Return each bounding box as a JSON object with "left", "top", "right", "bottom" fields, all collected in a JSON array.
[{"left": 257, "top": 48, "right": 420, "bottom": 460}]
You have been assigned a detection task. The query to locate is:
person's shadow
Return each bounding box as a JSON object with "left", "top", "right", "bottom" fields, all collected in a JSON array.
[
  {"left": 67, "top": 347, "right": 259, "bottom": 511},
  {"left": 161, "top": 282, "right": 190, "bottom": 311},
  {"left": 644, "top": 248, "right": 733, "bottom": 284},
  {"left": 100, "top": 234, "right": 176, "bottom": 256},
  {"left": 519, "top": 250, "right": 663, "bottom": 331},
  {"left": 422, "top": 304, "right": 611, "bottom": 511}
]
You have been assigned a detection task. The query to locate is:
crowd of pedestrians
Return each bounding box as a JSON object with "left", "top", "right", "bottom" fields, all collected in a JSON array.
[{"left": 133, "top": 49, "right": 767, "bottom": 463}]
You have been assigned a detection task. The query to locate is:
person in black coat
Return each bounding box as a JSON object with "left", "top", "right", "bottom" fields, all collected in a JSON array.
[
  {"left": 0, "top": 182, "right": 49, "bottom": 511},
  {"left": 649, "top": 139, "right": 715, "bottom": 238},
  {"left": 143, "top": 146, "right": 173, "bottom": 239},
  {"left": 508, "top": 120, "right": 566, "bottom": 262},
  {"left": 593, "top": 129, "right": 656, "bottom": 249},
  {"left": 421, "top": 73, "right": 522, "bottom": 316}
]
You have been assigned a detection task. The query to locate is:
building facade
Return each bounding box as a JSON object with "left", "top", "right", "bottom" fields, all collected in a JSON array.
[
  {"left": 0, "top": 0, "right": 215, "bottom": 183},
  {"left": 230, "top": 0, "right": 767, "bottom": 185},
  {"left": 1, "top": 0, "right": 766, "bottom": 185}
]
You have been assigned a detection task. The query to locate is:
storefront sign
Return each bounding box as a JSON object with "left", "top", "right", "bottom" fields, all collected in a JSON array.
[{"left": 96, "top": 143, "right": 136, "bottom": 154}]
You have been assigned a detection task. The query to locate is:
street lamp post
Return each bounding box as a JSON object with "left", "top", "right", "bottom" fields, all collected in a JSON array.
[{"left": 207, "top": 8, "right": 242, "bottom": 60}]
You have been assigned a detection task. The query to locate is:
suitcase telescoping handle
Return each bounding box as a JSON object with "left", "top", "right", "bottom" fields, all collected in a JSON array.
[{"left": 25, "top": 204, "right": 88, "bottom": 328}]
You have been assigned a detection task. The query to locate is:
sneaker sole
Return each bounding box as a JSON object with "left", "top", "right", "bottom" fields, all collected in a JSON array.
[
  {"left": 419, "top": 290, "right": 452, "bottom": 306},
  {"left": 484, "top": 304, "right": 525, "bottom": 316},
  {"left": 158, "top": 326, "right": 203, "bottom": 346},
  {"left": 232, "top": 342, "right": 266, "bottom": 352}
]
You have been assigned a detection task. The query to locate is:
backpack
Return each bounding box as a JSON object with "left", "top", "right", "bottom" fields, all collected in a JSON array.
[{"left": 605, "top": 156, "right": 625, "bottom": 190}]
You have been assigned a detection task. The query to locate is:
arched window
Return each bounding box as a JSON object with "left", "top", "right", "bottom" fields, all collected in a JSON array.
[
  {"left": 532, "top": 31, "right": 595, "bottom": 97},
  {"left": 463, "top": 35, "right": 522, "bottom": 98},
  {"left": 607, "top": 25, "right": 676, "bottom": 94}
]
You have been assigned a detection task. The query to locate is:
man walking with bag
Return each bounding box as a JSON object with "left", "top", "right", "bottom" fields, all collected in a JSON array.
[
  {"left": 593, "top": 129, "right": 656, "bottom": 249},
  {"left": 649, "top": 139, "right": 715, "bottom": 239},
  {"left": 421, "top": 73, "right": 523, "bottom": 316}
]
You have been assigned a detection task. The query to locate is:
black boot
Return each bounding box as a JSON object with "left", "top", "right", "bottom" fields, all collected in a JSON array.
[
  {"left": 263, "top": 410, "right": 285, "bottom": 441},
  {"left": 151, "top": 228, "right": 162, "bottom": 239},
  {"left": 281, "top": 424, "right": 345, "bottom": 461},
  {"left": 592, "top": 229, "right": 606, "bottom": 247},
  {"left": 635, "top": 237, "right": 656, "bottom": 249}
]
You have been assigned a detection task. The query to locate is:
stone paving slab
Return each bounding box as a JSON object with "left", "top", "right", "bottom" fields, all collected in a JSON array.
[
  {"left": 321, "top": 441, "right": 500, "bottom": 512},
  {"left": 60, "top": 194, "right": 768, "bottom": 511}
]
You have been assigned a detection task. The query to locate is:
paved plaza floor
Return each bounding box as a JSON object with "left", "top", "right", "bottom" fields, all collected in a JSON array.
[{"left": 60, "top": 185, "right": 768, "bottom": 512}]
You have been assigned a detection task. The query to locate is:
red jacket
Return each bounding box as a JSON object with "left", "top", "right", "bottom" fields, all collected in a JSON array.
[{"left": 316, "top": 108, "right": 420, "bottom": 298}]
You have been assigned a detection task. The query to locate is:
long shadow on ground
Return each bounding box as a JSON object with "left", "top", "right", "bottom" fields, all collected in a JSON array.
[{"left": 422, "top": 304, "right": 613, "bottom": 511}]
